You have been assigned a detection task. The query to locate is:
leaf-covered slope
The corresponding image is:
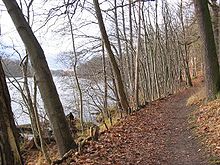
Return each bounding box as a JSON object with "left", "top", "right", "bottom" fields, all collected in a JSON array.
[{"left": 59, "top": 88, "right": 209, "bottom": 165}]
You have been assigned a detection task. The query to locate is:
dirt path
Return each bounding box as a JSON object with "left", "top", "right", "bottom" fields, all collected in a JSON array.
[
  {"left": 63, "top": 87, "right": 210, "bottom": 165},
  {"left": 163, "top": 89, "right": 209, "bottom": 165}
]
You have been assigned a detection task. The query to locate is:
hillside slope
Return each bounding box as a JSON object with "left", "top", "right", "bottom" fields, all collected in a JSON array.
[{"left": 56, "top": 86, "right": 210, "bottom": 165}]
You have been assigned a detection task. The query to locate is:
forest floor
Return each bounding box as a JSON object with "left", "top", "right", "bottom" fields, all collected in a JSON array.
[
  {"left": 53, "top": 81, "right": 211, "bottom": 165},
  {"left": 25, "top": 78, "right": 219, "bottom": 165}
]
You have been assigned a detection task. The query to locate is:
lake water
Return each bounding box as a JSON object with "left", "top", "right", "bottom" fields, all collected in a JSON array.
[{"left": 7, "top": 76, "right": 113, "bottom": 125}]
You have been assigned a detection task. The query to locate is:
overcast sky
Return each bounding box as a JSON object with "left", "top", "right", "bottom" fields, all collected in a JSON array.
[
  {"left": 0, "top": 0, "right": 101, "bottom": 70},
  {"left": 0, "top": 1, "right": 64, "bottom": 69},
  {"left": 0, "top": 0, "right": 188, "bottom": 70}
]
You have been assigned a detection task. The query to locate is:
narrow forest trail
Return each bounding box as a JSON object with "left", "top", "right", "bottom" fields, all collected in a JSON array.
[
  {"left": 161, "top": 88, "right": 209, "bottom": 165},
  {"left": 63, "top": 86, "right": 210, "bottom": 165}
]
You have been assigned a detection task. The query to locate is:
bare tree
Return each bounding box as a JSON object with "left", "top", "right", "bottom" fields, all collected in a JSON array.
[
  {"left": 64, "top": 0, "right": 84, "bottom": 132},
  {"left": 0, "top": 59, "right": 23, "bottom": 165},
  {"left": 210, "top": 0, "right": 220, "bottom": 61},
  {"left": 2, "top": 0, "right": 77, "bottom": 156},
  {"left": 134, "top": 0, "right": 142, "bottom": 109},
  {"left": 179, "top": 0, "right": 193, "bottom": 87},
  {"left": 93, "top": 0, "right": 130, "bottom": 114},
  {"left": 194, "top": 0, "right": 220, "bottom": 100}
]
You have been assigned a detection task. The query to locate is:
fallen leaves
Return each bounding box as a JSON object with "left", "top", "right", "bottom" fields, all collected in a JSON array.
[
  {"left": 24, "top": 81, "right": 210, "bottom": 165},
  {"left": 57, "top": 87, "right": 209, "bottom": 165},
  {"left": 193, "top": 99, "right": 220, "bottom": 157},
  {"left": 54, "top": 99, "right": 172, "bottom": 165}
]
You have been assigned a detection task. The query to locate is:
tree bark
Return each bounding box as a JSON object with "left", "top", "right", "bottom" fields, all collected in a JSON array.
[
  {"left": 102, "top": 41, "right": 112, "bottom": 125},
  {"left": 211, "top": 0, "right": 220, "bottom": 62},
  {"left": 93, "top": 0, "right": 130, "bottom": 114},
  {"left": 134, "top": 0, "right": 142, "bottom": 109},
  {"left": 194, "top": 0, "right": 220, "bottom": 100},
  {"left": 121, "top": 1, "right": 132, "bottom": 95},
  {"left": 33, "top": 77, "right": 51, "bottom": 164},
  {"left": 180, "top": 0, "right": 193, "bottom": 87},
  {"left": 0, "top": 59, "right": 23, "bottom": 165},
  {"left": 65, "top": 1, "right": 84, "bottom": 133},
  {"left": 2, "top": 0, "right": 77, "bottom": 156},
  {"left": 21, "top": 55, "right": 40, "bottom": 149}
]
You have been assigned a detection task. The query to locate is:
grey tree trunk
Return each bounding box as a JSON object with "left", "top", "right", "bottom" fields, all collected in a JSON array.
[
  {"left": 211, "top": 0, "right": 220, "bottom": 61},
  {"left": 194, "top": 0, "right": 220, "bottom": 100},
  {"left": 129, "top": 0, "right": 135, "bottom": 91},
  {"left": 102, "top": 41, "right": 112, "bottom": 125},
  {"left": 33, "top": 78, "right": 51, "bottom": 164},
  {"left": 0, "top": 59, "right": 23, "bottom": 165},
  {"left": 65, "top": 1, "right": 84, "bottom": 133},
  {"left": 180, "top": 0, "right": 193, "bottom": 87},
  {"left": 93, "top": 0, "right": 130, "bottom": 114},
  {"left": 21, "top": 1, "right": 40, "bottom": 150},
  {"left": 121, "top": 1, "right": 133, "bottom": 95},
  {"left": 134, "top": 0, "right": 142, "bottom": 109},
  {"left": 2, "top": 0, "right": 77, "bottom": 156},
  {"left": 114, "top": 0, "right": 124, "bottom": 83},
  {"left": 21, "top": 56, "right": 40, "bottom": 149}
]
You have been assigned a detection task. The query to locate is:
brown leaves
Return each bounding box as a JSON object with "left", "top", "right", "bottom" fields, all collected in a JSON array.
[
  {"left": 193, "top": 99, "right": 220, "bottom": 156},
  {"left": 58, "top": 97, "right": 178, "bottom": 165},
  {"left": 25, "top": 84, "right": 209, "bottom": 165}
]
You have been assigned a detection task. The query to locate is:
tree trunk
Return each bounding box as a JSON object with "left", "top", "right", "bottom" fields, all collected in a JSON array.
[
  {"left": 102, "top": 41, "right": 112, "bottom": 125},
  {"left": 0, "top": 59, "right": 23, "bottom": 165},
  {"left": 33, "top": 77, "right": 51, "bottom": 164},
  {"left": 114, "top": 0, "right": 125, "bottom": 84},
  {"left": 129, "top": 0, "right": 135, "bottom": 92},
  {"left": 65, "top": 2, "right": 84, "bottom": 133},
  {"left": 194, "top": 0, "right": 220, "bottom": 100},
  {"left": 2, "top": 0, "right": 77, "bottom": 156},
  {"left": 121, "top": 1, "right": 132, "bottom": 95},
  {"left": 134, "top": 0, "right": 142, "bottom": 109},
  {"left": 21, "top": 56, "right": 40, "bottom": 149},
  {"left": 93, "top": 0, "right": 130, "bottom": 114},
  {"left": 211, "top": 0, "right": 220, "bottom": 62},
  {"left": 180, "top": 0, "right": 193, "bottom": 87}
]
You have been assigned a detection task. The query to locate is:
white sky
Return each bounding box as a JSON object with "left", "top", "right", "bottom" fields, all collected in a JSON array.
[
  {"left": 0, "top": 0, "right": 189, "bottom": 70},
  {"left": 0, "top": 1, "right": 64, "bottom": 69},
  {"left": 0, "top": 0, "right": 101, "bottom": 69}
]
